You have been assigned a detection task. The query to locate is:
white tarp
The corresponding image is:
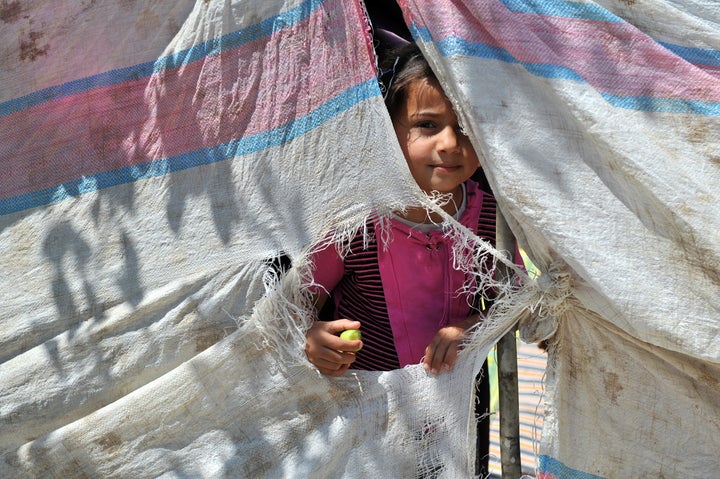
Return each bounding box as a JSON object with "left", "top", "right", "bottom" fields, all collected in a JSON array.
[
  {"left": 401, "top": 0, "right": 720, "bottom": 476},
  {"left": 1, "top": 0, "right": 719, "bottom": 477}
]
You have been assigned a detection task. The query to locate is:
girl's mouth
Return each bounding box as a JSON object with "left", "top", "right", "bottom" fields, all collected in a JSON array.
[{"left": 432, "top": 164, "right": 460, "bottom": 173}]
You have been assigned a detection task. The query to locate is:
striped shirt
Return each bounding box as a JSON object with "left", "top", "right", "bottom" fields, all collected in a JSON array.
[{"left": 312, "top": 179, "right": 497, "bottom": 371}]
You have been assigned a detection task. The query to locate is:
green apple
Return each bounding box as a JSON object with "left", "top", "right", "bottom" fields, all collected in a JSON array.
[{"left": 339, "top": 329, "right": 362, "bottom": 352}]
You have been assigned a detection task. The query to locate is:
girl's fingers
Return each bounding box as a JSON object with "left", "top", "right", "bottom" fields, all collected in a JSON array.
[
  {"left": 423, "top": 339, "right": 441, "bottom": 374},
  {"left": 424, "top": 326, "right": 464, "bottom": 374},
  {"left": 442, "top": 345, "right": 458, "bottom": 370},
  {"left": 430, "top": 342, "right": 449, "bottom": 374},
  {"left": 305, "top": 320, "right": 359, "bottom": 375},
  {"left": 312, "top": 352, "right": 354, "bottom": 377},
  {"left": 318, "top": 320, "right": 362, "bottom": 353},
  {"left": 324, "top": 319, "right": 361, "bottom": 334},
  {"left": 316, "top": 347, "right": 356, "bottom": 365}
]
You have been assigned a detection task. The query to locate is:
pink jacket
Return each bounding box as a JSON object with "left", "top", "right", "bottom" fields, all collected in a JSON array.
[{"left": 311, "top": 180, "right": 492, "bottom": 367}]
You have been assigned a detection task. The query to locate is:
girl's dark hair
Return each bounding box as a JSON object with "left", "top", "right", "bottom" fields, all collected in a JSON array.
[{"left": 379, "top": 42, "right": 439, "bottom": 118}]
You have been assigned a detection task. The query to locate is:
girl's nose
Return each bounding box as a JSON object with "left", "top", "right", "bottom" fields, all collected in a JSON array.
[{"left": 438, "top": 126, "right": 460, "bottom": 152}]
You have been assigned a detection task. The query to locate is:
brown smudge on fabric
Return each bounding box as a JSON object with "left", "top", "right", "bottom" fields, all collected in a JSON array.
[
  {"left": 0, "top": 0, "right": 22, "bottom": 23},
  {"left": 135, "top": 5, "right": 160, "bottom": 32},
  {"left": 19, "top": 30, "right": 49, "bottom": 61},
  {"left": 603, "top": 371, "right": 623, "bottom": 405},
  {"left": 97, "top": 432, "right": 123, "bottom": 452},
  {"left": 194, "top": 324, "right": 227, "bottom": 352},
  {"left": 687, "top": 119, "right": 710, "bottom": 144},
  {"left": 166, "top": 14, "right": 181, "bottom": 35}
]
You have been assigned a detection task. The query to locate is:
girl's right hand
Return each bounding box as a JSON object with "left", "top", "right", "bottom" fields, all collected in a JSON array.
[{"left": 305, "top": 319, "right": 362, "bottom": 376}]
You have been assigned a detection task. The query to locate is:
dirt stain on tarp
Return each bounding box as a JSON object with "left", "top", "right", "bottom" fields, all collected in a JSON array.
[
  {"left": 603, "top": 371, "right": 623, "bottom": 405},
  {"left": 687, "top": 119, "right": 710, "bottom": 144},
  {"left": 135, "top": 5, "right": 160, "bottom": 32},
  {"left": 195, "top": 324, "right": 227, "bottom": 352},
  {"left": 0, "top": 0, "right": 22, "bottom": 23},
  {"left": 97, "top": 431, "right": 122, "bottom": 452},
  {"left": 20, "top": 30, "right": 49, "bottom": 61}
]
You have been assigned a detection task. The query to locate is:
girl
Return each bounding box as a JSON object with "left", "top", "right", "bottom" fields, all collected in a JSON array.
[
  {"left": 304, "top": 42, "right": 496, "bottom": 378},
  {"left": 304, "top": 40, "right": 495, "bottom": 476}
]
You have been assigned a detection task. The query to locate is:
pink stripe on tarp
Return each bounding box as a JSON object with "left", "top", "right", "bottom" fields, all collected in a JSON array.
[
  {"left": 0, "top": 0, "right": 376, "bottom": 201},
  {"left": 401, "top": 0, "right": 720, "bottom": 102}
]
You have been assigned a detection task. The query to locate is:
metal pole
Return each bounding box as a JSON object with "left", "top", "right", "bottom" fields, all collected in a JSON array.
[{"left": 496, "top": 206, "right": 522, "bottom": 478}]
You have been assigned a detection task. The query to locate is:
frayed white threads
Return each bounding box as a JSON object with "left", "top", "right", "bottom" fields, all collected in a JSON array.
[{"left": 518, "top": 263, "right": 574, "bottom": 344}]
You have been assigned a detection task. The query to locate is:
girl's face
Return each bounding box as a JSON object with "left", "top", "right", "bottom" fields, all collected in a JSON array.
[{"left": 393, "top": 79, "right": 479, "bottom": 199}]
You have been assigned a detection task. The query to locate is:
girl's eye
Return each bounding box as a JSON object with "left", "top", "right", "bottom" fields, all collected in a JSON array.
[{"left": 416, "top": 121, "right": 437, "bottom": 129}]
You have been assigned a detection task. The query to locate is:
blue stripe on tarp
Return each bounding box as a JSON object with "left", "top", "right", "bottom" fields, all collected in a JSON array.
[
  {"left": 504, "top": 1, "right": 720, "bottom": 70},
  {"left": 410, "top": 26, "right": 720, "bottom": 116},
  {"left": 436, "top": 36, "right": 585, "bottom": 82},
  {"left": 601, "top": 93, "right": 720, "bottom": 115},
  {"left": 0, "top": 0, "right": 324, "bottom": 118},
  {"left": 414, "top": 2, "right": 720, "bottom": 70},
  {"left": 539, "top": 455, "right": 607, "bottom": 479},
  {"left": 660, "top": 42, "right": 720, "bottom": 67},
  {"left": 0, "top": 78, "right": 380, "bottom": 216},
  {"left": 501, "top": 1, "right": 720, "bottom": 68},
  {"left": 499, "top": 0, "right": 622, "bottom": 22},
  {"left": 501, "top": 0, "right": 720, "bottom": 69}
]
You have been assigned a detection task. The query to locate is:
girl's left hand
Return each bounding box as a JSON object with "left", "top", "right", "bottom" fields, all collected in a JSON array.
[{"left": 423, "top": 315, "right": 481, "bottom": 375}]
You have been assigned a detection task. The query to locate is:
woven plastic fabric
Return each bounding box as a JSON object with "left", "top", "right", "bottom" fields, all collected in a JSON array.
[
  {"left": 400, "top": 0, "right": 720, "bottom": 477},
  {"left": 1, "top": 1, "right": 512, "bottom": 478},
  {"left": 3, "top": 1, "right": 720, "bottom": 478}
]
